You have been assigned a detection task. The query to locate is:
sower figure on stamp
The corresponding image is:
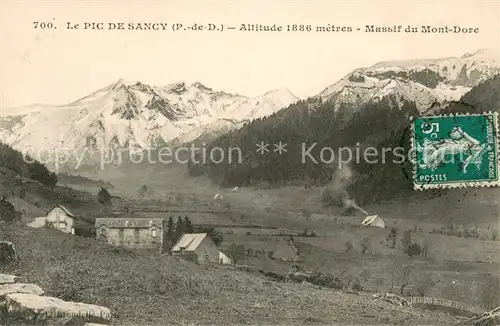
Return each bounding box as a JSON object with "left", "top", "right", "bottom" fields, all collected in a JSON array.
[{"left": 416, "top": 126, "right": 486, "bottom": 174}]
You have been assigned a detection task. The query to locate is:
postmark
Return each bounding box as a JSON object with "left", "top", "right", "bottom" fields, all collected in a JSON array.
[{"left": 411, "top": 112, "right": 500, "bottom": 190}]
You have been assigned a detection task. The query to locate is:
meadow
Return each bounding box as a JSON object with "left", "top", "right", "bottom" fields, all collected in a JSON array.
[
  {"left": 62, "top": 162, "right": 500, "bottom": 316},
  {"left": 0, "top": 223, "right": 460, "bottom": 325}
]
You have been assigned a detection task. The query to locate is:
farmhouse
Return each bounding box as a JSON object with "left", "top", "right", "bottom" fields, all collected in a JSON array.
[
  {"left": 361, "top": 215, "right": 386, "bottom": 228},
  {"left": 95, "top": 217, "right": 163, "bottom": 251},
  {"left": 28, "top": 205, "right": 92, "bottom": 235},
  {"left": 172, "top": 233, "right": 230, "bottom": 264}
]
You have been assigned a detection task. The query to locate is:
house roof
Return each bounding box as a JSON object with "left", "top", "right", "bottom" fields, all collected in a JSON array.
[
  {"left": 172, "top": 233, "right": 208, "bottom": 252},
  {"left": 49, "top": 205, "right": 75, "bottom": 218},
  {"left": 95, "top": 217, "right": 163, "bottom": 229},
  {"left": 361, "top": 215, "right": 385, "bottom": 227}
]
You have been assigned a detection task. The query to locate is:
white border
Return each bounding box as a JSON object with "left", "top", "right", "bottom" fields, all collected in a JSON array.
[{"left": 410, "top": 111, "right": 500, "bottom": 190}]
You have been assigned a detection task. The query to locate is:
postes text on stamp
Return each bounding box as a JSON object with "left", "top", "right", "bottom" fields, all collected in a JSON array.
[{"left": 411, "top": 112, "right": 499, "bottom": 190}]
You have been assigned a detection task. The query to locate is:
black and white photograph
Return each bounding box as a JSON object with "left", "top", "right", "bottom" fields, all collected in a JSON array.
[{"left": 0, "top": 1, "right": 499, "bottom": 325}]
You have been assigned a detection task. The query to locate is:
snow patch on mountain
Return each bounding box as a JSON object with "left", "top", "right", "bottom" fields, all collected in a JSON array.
[
  {"left": 317, "top": 49, "right": 500, "bottom": 112},
  {"left": 0, "top": 80, "right": 298, "bottom": 169}
]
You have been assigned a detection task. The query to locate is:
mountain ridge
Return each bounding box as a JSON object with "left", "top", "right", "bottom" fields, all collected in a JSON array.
[
  {"left": 0, "top": 79, "right": 299, "bottom": 170},
  {"left": 0, "top": 49, "right": 498, "bottom": 172}
]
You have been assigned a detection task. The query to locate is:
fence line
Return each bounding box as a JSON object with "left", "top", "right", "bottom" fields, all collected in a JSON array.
[{"left": 407, "top": 296, "right": 486, "bottom": 315}]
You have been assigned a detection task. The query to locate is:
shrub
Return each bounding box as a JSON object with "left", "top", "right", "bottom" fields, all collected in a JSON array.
[
  {"left": 228, "top": 243, "right": 245, "bottom": 265},
  {"left": 407, "top": 243, "right": 422, "bottom": 257},
  {"left": 491, "top": 230, "right": 498, "bottom": 241},
  {"left": 344, "top": 240, "right": 353, "bottom": 253},
  {"left": 352, "top": 279, "right": 363, "bottom": 292},
  {"left": 360, "top": 237, "right": 371, "bottom": 254},
  {"left": 401, "top": 230, "right": 412, "bottom": 252},
  {"left": 0, "top": 198, "right": 16, "bottom": 223},
  {"left": 306, "top": 271, "right": 344, "bottom": 289}
]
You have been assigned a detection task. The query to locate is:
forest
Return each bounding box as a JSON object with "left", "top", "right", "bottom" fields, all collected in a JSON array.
[
  {"left": 187, "top": 75, "right": 500, "bottom": 204},
  {"left": 0, "top": 142, "right": 58, "bottom": 188}
]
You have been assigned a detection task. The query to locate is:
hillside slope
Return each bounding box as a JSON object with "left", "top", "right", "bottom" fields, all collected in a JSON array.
[
  {"left": 0, "top": 224, "right": 460, "bottom": 325},
  {"left": 0, "top": 141, "right": 109, "bottom": 222}
]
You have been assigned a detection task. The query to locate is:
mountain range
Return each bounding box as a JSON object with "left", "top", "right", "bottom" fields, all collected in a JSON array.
[{"left": 0, "top": 48, "right": 498, "bottom": 171}]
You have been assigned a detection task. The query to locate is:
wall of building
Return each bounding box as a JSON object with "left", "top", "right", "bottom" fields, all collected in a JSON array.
[
  {"left": 218, "top": 251, "right": 233, "bottom": 264},
  {"left": 194, "top": 237, "right": 220, "bottom": 264},
  {"left": 46, "top": 207, "right": 74, "bottom": 234},
  {"left": 96, "top": 226, "right": 162, "bottom": 251}
]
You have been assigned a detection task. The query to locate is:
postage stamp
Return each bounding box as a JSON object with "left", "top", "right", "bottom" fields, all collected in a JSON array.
[{"left": 411, "top": 112, "right": 500, "bottom": 190}]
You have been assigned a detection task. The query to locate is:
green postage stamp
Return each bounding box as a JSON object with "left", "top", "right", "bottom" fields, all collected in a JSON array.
[{"left": 411, "top": 112, "right": 500, "bottom": 190}]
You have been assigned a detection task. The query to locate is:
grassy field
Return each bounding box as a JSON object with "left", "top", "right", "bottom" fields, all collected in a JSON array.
[
  {"left": 61, "top": 163, "right": 500, "bottom": 317},
  {"left": 217, "top": 221, "right": 499, "bottom": 311},
  {"left": 0, "top": 223, "right": 461, "bottom": 325}
]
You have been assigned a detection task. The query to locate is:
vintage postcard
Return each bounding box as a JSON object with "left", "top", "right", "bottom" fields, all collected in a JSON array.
[{"left": 0, "top": 0, "right": 499, "bottom": 325}]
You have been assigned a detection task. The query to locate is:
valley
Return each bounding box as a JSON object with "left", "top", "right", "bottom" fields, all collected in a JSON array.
[{"left": 0, "top": 48, "right": 499, "bottom": 325}]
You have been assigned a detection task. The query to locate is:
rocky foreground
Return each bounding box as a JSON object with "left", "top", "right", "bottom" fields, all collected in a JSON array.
[{"left": 0, "top": 273, "right": 110, "bottom": 325}]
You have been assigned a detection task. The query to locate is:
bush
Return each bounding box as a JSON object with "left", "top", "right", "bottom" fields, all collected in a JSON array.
[
  {"left": 491, "top": 230, "right": 499, "bottom": 241},
  {"left": 307, "top": 271, "right": 344, "bottom": 289},
  {"left": 407, "top": 243, "right": 422, "bottom": 257},
  {"left": 0, "top": 198, "right": 16, "bottom": 223},
  {"left": 352, "top": 279, "right": 363, "bottom": 292},
  {"left": 228, "top": 243, "right": 245, "bottom": 265},
  {"left": 360, "top": 237, "right": 371, "bottom": 254},
  {"left": 344, "top": 240, "right": 353, "bottom": 253}
]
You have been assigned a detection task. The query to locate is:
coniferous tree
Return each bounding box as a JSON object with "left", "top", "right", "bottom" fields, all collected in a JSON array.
[
  {"left": 184, "top": 216, "right": 194, "bottom": 233},
  {"left": 185, "top": 76, "right": 500, "bottom": 204},
  {"left": 97, "top": 187, "right": 112, "bottom": 205},
  {"left": 166, "top": 216, "right": 175, "bottom": 239},
  {"left": 174, "top": 216, "right": 185, "bottom": 241},
  {"left": 162, "top": 216, "right": 175, "bottom": 253}
]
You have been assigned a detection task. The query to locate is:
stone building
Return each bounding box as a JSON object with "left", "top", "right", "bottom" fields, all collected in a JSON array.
[{"left": 95, "top": 217, "right": 164, "bottom": 251}]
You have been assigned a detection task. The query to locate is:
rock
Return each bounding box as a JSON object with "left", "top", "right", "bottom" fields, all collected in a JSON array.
[
  {"left": 5, "top": 293, "right": 111, "bottom": 325},
  {"left": 0, "top": 283, "right": 44, "bottom": 298},
  {"left": 0, "top": 274, "right": 17, "bottom": 285},
  {"left": 0, "top": 241, "right": 16, "bottom": 263}
]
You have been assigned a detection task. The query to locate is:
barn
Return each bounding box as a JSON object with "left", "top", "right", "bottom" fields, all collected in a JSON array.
[{"left": 172, "top": 233, "right": 224, "bottom": 264}]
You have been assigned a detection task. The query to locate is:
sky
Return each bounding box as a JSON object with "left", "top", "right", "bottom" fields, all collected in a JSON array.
[{"left": 0, "top": 0, "right": 499, "bottom": 108}]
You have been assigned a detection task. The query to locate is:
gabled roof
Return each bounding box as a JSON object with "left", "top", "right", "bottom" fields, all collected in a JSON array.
[
  {"left": 172, "top": 233, "right": 208, "bottom": 252},
  {"left": 361, "top": 215, "right": 385, "bottom": 228},
  {"left": 49, "top": 205, "right": 75, "bottom": 218},
  {"left": 95, "top": 217, "right": 163, "bottom": 229}
]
